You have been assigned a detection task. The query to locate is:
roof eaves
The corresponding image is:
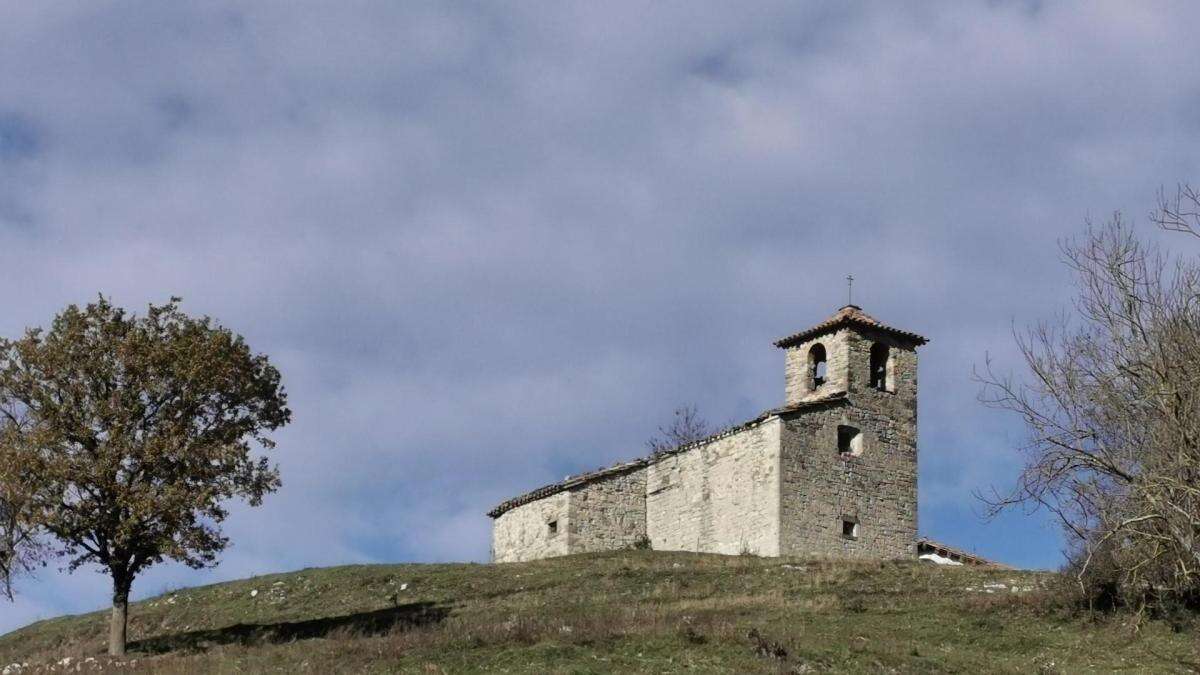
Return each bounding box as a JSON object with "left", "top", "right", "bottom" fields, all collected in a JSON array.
[
  {"left": 772, "top": 391, "right": 849, "bottom": 416},
  {"left": 917, "top": 537, "right": 1011, "bottom": 569},
  {"left": 649, "top": 392, "right": 848, "bottom": 460},
  {"left": 774, "top": 317, "right": 928, "bottom": 349},
  {"left": 486, "top": 393, "right": 852, "bottom": 519},
  {"left": 486, "top": 458, "right": 649, "bottom": 519}
]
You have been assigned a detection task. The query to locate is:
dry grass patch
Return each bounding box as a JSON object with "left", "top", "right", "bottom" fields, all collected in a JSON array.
[{"left": 0, "top": 551, "right": 1196, "bottom": 673}]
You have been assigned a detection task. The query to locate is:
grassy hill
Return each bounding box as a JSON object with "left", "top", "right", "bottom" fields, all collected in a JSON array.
[{"left": 0, "top": 551, "right": 1197, "bottom": 673}]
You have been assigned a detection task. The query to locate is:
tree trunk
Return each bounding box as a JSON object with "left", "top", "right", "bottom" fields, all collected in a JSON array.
[{"left": 109, "top": 576, "right": 131, "bottom": 657}]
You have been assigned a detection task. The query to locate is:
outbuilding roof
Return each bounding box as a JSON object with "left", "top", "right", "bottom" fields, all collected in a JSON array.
[
  {"left": 774, "top": 305, "right": 928, "bottom": 348},
  {"left": 917, "top": 537, "right": 1010, "bottom": 568},
  {"left": 486, "top": 393, "right": 848, "bottom": 519}
]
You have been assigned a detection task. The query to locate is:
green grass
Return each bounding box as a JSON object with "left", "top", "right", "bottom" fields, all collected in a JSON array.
[{"left": 0, "top": 551, "right": 1197, "bottom": 673}]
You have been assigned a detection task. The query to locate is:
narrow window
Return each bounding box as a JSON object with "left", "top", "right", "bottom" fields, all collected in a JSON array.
[
  {"left": 842, "top": 518, "right": 859, "bottom": 539},
  {"left": 809, "top": 343, "right": 828, "bottom": 388},
  {"left": 547, "top": 520, "right": 558, "bottom": 536},
  {"left": 869, "top": 342, "right": 890, "bottom": 391},
  {"left": 837, "top": 425, "right": 862, "bottom": 456}
]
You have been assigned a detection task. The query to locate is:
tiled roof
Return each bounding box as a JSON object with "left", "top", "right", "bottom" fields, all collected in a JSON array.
[
  {"left": 917, "top": 537, "right": 1010, "bottom": 568},
  {"left": 485, "top": 458, "right": 649, "bottom": 519},
  {"left": 774, "top": 305, "right": 928, "bottom": 348},
  {"left": 486, "top": 393, "right": 848, "bottom": 519}
]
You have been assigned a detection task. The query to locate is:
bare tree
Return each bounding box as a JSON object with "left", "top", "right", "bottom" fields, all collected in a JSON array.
[
  {"left": 977, "top": 201, "right": 1200, "bottom": 611},
  {"left": 1153, "top": 183, "right": 1200, "bottom": 237},
  {"left": 646, "top": 405, "right": 713, "bottom": 456}
]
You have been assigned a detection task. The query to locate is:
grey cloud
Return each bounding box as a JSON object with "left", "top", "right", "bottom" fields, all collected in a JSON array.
[
  {"left": 0, "top": 112, "right": 40, "bottom": 163},
  {"left": 3, "top": 1, "right": 1200, "bottom": 631}
]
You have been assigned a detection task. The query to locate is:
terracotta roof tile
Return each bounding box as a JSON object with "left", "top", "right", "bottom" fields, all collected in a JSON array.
[{"left": 774, "top": 305, "right": 928, "bottom": 348}]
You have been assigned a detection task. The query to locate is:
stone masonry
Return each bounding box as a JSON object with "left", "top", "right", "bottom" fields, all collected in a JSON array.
[
  {"left": 488, "top": 305, "right": 928, "bottom": 564},
  {"left": 569, "top": 465, "right": 647, "bottom": 554},
  {"left": 647, "top": 417, "right": 781, "bottom": 556}
]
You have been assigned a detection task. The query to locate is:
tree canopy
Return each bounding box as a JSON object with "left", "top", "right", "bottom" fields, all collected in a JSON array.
[{"left": 0, "top": 296, "right": 291, "bottom": 654}]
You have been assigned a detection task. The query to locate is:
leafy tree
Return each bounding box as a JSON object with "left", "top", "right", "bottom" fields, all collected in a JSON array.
[
  {"left": 0, "top": 451, "right": 44, "bottom": 600},
  {"left": 0, "top": 297, "right": 291, "bottom": 655}
]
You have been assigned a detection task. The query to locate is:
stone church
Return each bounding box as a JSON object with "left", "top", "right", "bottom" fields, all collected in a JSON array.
[{"left": 488, "top": 304, "right": 993, "bottom": 566}]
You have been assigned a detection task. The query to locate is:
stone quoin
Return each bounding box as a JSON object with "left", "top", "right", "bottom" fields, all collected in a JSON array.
[{"left": 487, "top": 305, "right": 996, "bottom": 567}]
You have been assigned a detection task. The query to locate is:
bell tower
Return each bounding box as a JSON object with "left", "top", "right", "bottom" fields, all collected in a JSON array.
[
  {"left": 775, "top": 304, "right": 925, "bottom": 407},
  {"left": 774, "top": 305, "right": 927, "bottom": 559}
]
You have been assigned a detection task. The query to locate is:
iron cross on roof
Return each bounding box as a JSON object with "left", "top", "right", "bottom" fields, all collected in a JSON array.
[{"left": 846, "top": 274, "right": 854, "bottom": 306}]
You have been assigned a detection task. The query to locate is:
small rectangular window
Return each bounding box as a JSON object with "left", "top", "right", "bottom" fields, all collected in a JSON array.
[
  {"left": 837, "top": 425, "right": 862, "bottom": 456},
  {"left": 547, "top": 520, "right": 558, "bottom": 535},
  {"left": 842, "top": 519, "right": 859, "bottom": 539}
]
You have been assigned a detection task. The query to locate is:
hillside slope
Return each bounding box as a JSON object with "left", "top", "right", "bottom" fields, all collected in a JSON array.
[{"left": 0, "top": 551, "right": 1196, "bottom": 673}]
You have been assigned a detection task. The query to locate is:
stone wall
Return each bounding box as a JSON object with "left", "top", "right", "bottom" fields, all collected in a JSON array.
[
  {"left": 784, "top": 329, "right": 852, "bottom": 405},
  {"left": 568, "top": 466, "right": 647, "bottom": 553},
  {"left": 844, "top": 327, "right": 919, "bottom": 403},
  {"left": 778, "top": 326, "right": 918, "bottom": 559},
  {"left": 491, "top": 491, "right": 570, "bottom": 563},
  {"left": 490, "top": 314, "right": 923, "bottom": 565},
  {"left": 646, "top": 418, "right": 781, "bottom": 556}
]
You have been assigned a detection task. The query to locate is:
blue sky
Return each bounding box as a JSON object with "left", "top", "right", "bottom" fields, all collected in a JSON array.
[{"left": 3, "top": 1, "right": 1200, "bottom": 634}]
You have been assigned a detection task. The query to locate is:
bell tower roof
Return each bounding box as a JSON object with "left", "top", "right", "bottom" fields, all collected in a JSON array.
[{"left": 773, "top": 304, "right": 928, "bottom": 349}]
